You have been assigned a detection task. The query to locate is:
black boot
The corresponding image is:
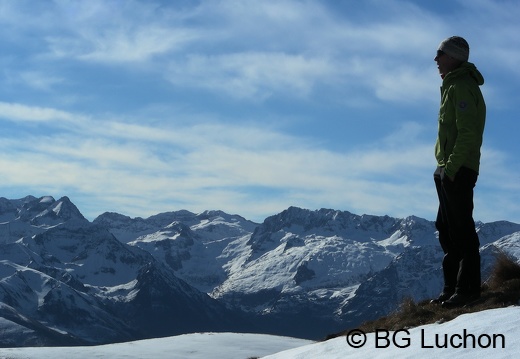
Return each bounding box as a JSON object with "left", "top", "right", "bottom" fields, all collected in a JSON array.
[
  {"left": 441, "top": 291, "right": 480, "bottom": 308},
  {"left": 430, "top": 291, "right": 454, "bottom": 304}
]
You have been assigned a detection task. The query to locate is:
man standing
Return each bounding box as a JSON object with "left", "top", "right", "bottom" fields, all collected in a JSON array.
[{"left": 432, "top": 36, "right": 486, "bottom": 307}]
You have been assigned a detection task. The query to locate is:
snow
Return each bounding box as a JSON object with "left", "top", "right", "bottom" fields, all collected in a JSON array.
[
  {"left": 1, "top": 307, "right": 518, "bottom": 358},
  {"left": 39, "top": 196, "right": 55, "bottom": 204},
  {"left": 0, "top": 332, "right": 313, "bottom": 359}
]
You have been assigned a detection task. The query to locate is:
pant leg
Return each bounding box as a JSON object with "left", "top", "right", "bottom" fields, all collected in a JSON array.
[
  {"left": 436, "top": 166, "right": 481, "bottom": 295},
  {"left": 446, "top": 167, "right": 481, "bottom": 294},
  {"left": 434, "top": 167, "right": 460, "bottom": 294}
]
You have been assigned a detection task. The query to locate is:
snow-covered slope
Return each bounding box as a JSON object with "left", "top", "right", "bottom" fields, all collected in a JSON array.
[{"left": 0, "top": 332, "right": 313, "bottom": 359}]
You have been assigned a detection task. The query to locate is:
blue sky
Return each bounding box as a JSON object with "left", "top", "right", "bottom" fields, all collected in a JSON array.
[{"left": 0, "top": 0, "right": 519, "bottom": 224}]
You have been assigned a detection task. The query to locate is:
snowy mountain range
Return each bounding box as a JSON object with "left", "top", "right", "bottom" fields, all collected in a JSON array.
[{"left": 1, "top": 195, "right": 520, "bottom": 347}]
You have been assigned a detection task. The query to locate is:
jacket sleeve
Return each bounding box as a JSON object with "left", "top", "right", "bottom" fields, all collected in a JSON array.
[{"left": 444, "top": 84, "right": 480, "bottom": 178}]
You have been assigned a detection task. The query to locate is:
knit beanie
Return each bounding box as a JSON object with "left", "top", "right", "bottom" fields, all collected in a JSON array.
[{"left": 438, "top": 36, "right": 470, "bottom": 62}]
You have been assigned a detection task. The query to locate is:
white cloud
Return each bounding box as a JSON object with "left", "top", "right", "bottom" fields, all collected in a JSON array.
[
  {"left": 47, "top": 25, "right": 198, "bottom": 63},
  {"left": 0, "top": 102, "right": 77, "bottom": 123},
  {"left": 167, "top": 52, "right": 335, "bottom": 100}
]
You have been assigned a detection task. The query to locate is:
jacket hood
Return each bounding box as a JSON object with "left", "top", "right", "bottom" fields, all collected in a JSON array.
[{"left": 446, "top": 62, "right": 485, "bottom": 86}]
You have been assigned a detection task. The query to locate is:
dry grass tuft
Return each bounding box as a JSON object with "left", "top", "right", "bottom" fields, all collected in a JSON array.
[{"left": 487, "top": 251, "right": 520, "bottom": 294}]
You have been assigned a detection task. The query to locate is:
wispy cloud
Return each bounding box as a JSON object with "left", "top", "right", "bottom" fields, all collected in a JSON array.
[
  {"left": 167, "top": 53, "right": 335, "bottom": 100},
  {"left": 0, "top": 101, "right": 451, "bottom": 221},
  {"left": 47, "top": 25, "right": 198, "bottom": 63},
  {"left": 0, "top": 102, "right": 77, "bottom": 123}
]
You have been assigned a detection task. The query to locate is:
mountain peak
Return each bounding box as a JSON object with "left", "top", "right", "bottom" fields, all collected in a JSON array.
[{"left": 29, "top": 196, "right": 86, "bottom": 226}]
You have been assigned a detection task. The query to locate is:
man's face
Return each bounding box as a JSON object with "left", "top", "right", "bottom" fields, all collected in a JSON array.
[{"left": 434, "top": 50, "right": 460, "bottom": 78}]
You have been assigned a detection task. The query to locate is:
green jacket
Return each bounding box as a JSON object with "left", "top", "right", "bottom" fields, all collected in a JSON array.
[{"left": 435, "top": 62, "right": 486, "bottom": 178}]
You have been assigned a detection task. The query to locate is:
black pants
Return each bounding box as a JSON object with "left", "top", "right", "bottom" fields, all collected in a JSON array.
[{"left": 434, "top": 166, "right": 481, "bottom": 296}]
